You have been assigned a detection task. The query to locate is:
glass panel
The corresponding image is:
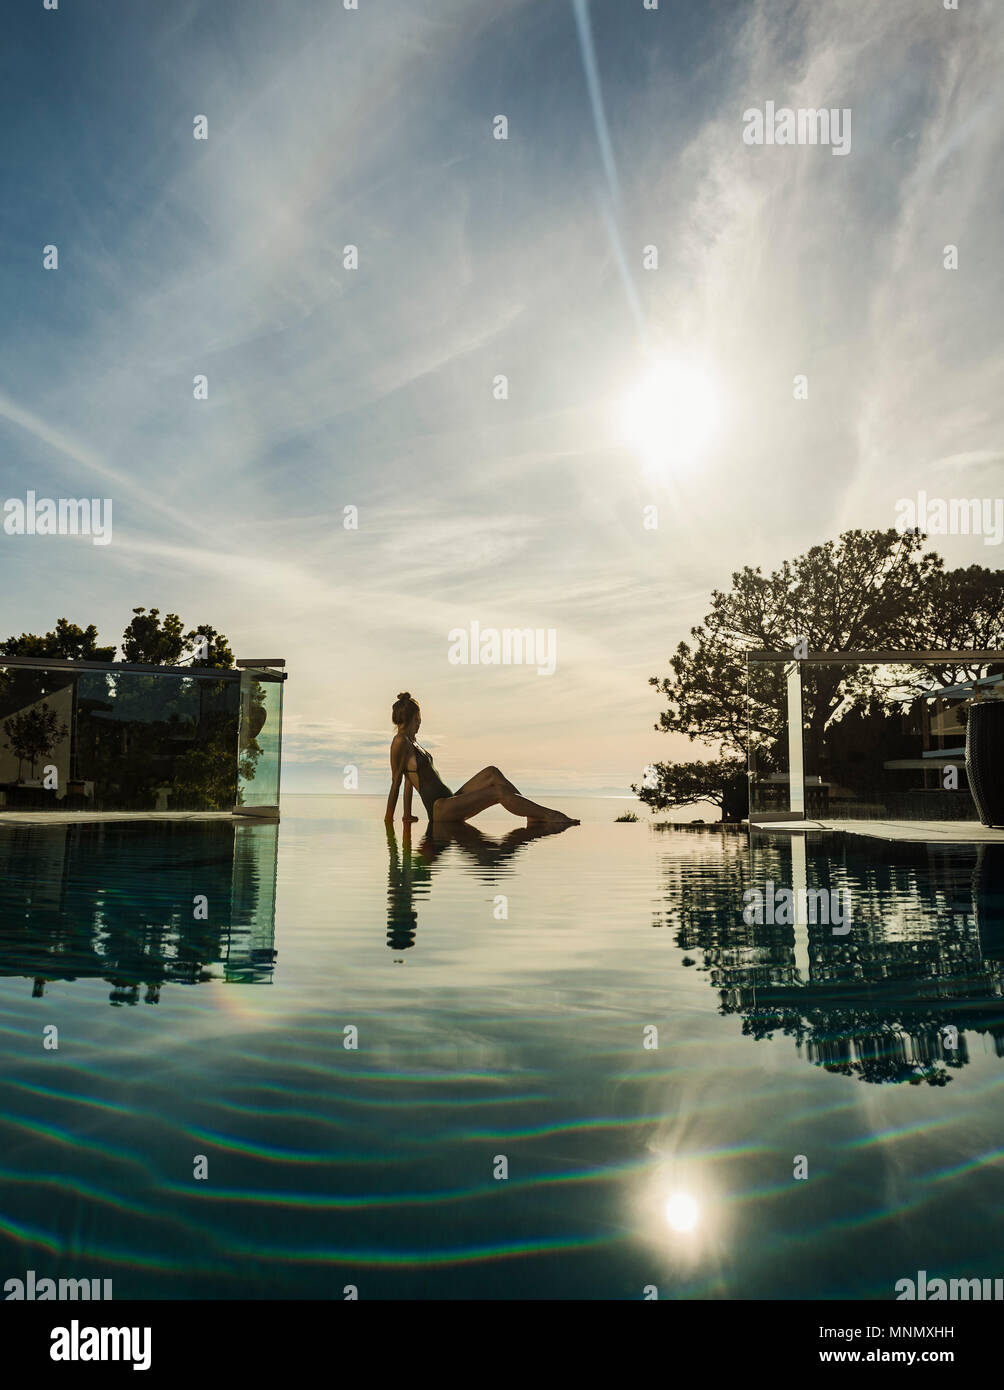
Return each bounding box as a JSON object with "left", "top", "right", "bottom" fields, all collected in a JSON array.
[
  {"left": 747, "top": 658, "right": 791, "bottom": 818},
  {"left": 236, "top": 671, "right": 283, "bottom": 810},
  {"left": 0, "top": 666, "right": 74, "bottom": 807},
  {"left": 75, "top": 669, "right": 240, "bottom": 811},
  {"left": 816, "top": 659, "right": 981, "bottom": 821},
  {"left": 225, "top": 819, "right": 279, "bottom": 982},
  {"left": 0, "top": 665, "right": 241, "bottom": 813},
  {"left": 748, "top": 654, "right": 1004, "bottom": 823}
]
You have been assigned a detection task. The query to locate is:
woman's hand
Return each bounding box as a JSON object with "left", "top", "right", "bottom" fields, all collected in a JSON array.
[{"left": 404, "top": 814, "right": 419, "bottom": 824}]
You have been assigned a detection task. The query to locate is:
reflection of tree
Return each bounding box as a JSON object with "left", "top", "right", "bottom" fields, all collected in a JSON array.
[
  {"left": 0, "top": 665, "right": 244, "bottom": 811},
  {"left": 236, "top": 680, "right": 267, "bottom": 792},
  {"left": 2, "top": 703, "right": 69, "bottom": 780},
  {"left": 173, "top": 708, "right": 243, "bottom": 810},
  {"left": 659, "top": 830, "right": 1004, "bottom": 1085},
  {"left": 75, "top": 672, "right": 240, "bottom": 810},
  {"left": 0, "top": 668, "right": 75, "bottom": 742}
]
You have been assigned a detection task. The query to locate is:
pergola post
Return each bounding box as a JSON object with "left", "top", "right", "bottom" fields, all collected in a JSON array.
[{"left": 786, "top": 660, "right": 805, "bottom": 817}]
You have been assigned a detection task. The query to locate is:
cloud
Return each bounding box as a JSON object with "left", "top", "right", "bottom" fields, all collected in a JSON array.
[{"left": 3, "top": 0, "right": 1002, "bottom": 791}]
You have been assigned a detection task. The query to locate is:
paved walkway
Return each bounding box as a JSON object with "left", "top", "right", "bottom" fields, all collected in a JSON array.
[{"left": 753, "top": 818, "right": 1004, "bottom": 843}]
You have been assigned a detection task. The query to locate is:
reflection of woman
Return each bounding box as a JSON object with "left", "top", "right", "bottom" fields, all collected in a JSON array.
[
  {"left": 385, "top": 818, "right": 570, "bottom": 950},
  {"left": 418, "top": 818, "right": 571, "bottom": 868},
  {"left": 383, "top": 693, "right": 579, "bottom": 827},
  {"left": 385, "top": 823, "right": 430, "bottom": 951}
]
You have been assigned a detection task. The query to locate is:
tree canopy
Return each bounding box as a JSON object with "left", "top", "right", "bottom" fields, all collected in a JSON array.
[
  {"left": 121, "top": 609, "right": 234, "bottom": 668},
  {"left": 0, "top": 619, "right": 115, "bottom": 662},
  {"left": 0, "top": 610, "right": 234, "bottom": 669},
  {"left": 640, "top": 530, "right": 1004, "bottom": 818}
]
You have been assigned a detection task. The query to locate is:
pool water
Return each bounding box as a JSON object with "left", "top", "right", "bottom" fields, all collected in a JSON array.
[{"left": 1, "top": 796, "right": 1002, "bottom": 1300}]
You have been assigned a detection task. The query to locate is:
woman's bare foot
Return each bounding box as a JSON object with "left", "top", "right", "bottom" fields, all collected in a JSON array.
[{"left": 527, "top": 812, "right": 579, "bottom": 826}]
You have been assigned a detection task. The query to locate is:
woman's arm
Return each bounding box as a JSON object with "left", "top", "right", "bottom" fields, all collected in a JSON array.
[
  {"left": 385, "top": 737, "right": 403, "bottom": 822},
  {"left": 385, "top": 737, "right": 416, "bottom": 823}
]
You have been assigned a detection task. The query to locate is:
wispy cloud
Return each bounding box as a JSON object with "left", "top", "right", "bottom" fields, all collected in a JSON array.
[{"left": 3, "top": 0, "right": 1002, "bottom": 794}]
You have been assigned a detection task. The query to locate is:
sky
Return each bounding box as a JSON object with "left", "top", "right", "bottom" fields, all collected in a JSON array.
[{"left": 1, "top": 0, "right": 1002, "bottom": 796}]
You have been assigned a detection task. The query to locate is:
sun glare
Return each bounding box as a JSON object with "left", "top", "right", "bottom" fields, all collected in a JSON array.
[
  {"left": 619, "top": 360, "right": 720, "bottom": 474},
  {"left": 664, "top": 1191, "right": 700, "bottom": 1233}
]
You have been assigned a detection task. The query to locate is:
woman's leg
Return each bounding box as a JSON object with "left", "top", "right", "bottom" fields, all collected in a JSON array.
[
  {"left": 435, "top": 768, "right": 578, "bottom": 824},
  {"left": 453, "top": 766, "right": 520, "bottom": 796},
  {"left": 431, "top": 786, "right": 499, "bottom": 823}
]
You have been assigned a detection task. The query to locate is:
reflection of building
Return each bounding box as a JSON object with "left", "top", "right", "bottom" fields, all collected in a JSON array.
[
  {"left": 226, "top": 815, "right": 280, "bottom": 980},
  {"left": 0, "top": 655, "right": 285, "bottom": 815},
  {"left": 0, "top": 819, "right": 278, "bottom": 1000},
  {"left": 661, "top": 831, "right": 1004, "bottom": 1084}
]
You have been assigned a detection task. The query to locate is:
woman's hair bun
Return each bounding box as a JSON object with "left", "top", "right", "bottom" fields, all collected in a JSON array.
[{"left": 392, "top": 691, "right": 420, "bottom": 725}]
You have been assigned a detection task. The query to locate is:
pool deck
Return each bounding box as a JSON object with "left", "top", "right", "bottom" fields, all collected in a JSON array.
[
  {"left": 753, "top": 817, "right": 1004, "bottom": 843},
  {"left": 0, "top": 811, "right": 241, "bottom": 825}
]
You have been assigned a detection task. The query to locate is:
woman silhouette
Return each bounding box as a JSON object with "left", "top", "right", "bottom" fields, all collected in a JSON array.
[{"left": 384, "top": 693, "right": 579, "bottom": 826}]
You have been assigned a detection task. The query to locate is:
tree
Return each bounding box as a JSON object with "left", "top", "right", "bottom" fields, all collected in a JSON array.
[
  {"left": 121, "top": 609, "right": 234, "bottom": 668},
  {"left": 650, "top": 530, "right": 941, "bottom": 761},
  {"left": 3, "top": 703, "right": 70, "bottom": 780},
  {"left": 185, "top": 624, "right": 234, "bottom": 670},
  {"left": 0, "top": 619, "right": 115, "bottom": 662},
  {"left": 0, "top": 611, "right": 236, "bottom": 668},
  {"left": 911, "top": 564, "right": 1004, "bottom": 685},
  {"left": 633, "top": 757, "right": 748, "bottom": 822},
  {"left": 121, "top": 608, "right": 186, "bottom": 665},
  {"left": 642, "top": 529, "right": 1004, "bottom": 818}
]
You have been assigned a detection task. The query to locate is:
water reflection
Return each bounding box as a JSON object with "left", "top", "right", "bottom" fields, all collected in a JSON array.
[
  {"left": 0, "top": 819, "right": 278, "bottom": 1002},
  {"left": 658, "top": 830, "right": 1004, "bottom": 1085},
  {"left": 385, "top": 820, "right": 572, "bottom": 951}
]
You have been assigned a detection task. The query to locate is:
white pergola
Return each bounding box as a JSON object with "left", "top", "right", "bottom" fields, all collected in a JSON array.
[{"left": 745, "top": 649, "right": 1004, "bottom": 821}]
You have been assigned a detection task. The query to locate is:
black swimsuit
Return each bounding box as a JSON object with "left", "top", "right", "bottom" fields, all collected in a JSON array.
[{"left": 407, "top": 741, "right": 453, "bottom": 817}]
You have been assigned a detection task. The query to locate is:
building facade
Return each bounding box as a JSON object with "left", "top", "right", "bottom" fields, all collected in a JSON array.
[
  {"left": 746, "top": 648, "right": 1004, "bottom": 823},
  {"left": 0, "top": 655, "right": 285, "bottom": 816}
]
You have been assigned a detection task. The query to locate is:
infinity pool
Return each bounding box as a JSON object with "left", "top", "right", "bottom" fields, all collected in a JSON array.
[{"left": 1, "top": 796, "right": 1002, "bottom": 1299}]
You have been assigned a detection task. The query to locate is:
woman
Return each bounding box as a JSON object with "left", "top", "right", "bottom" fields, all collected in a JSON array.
[{"left": 384, "top": 692, "right": 579, "bottom": 826}]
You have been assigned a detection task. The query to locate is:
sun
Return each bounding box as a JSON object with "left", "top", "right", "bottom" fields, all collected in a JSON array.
[
  {"left": 618, "top": 359, "right": 720, "bottom": 475},
  {"left": 664, "top": 1191, "right": 700, "bottom": 1233}
]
